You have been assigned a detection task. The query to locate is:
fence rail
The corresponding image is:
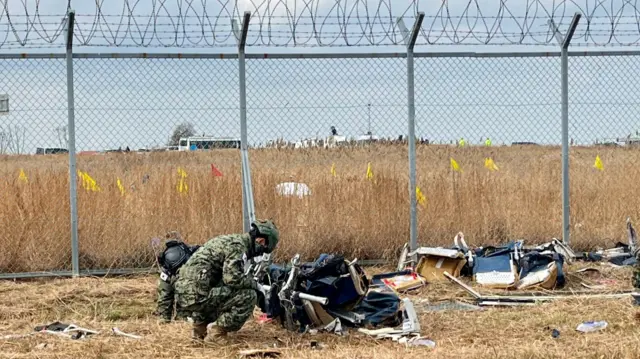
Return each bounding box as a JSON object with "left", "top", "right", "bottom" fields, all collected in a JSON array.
[{"left": 2, "top": 46, "right": 640, "bottom": 279}]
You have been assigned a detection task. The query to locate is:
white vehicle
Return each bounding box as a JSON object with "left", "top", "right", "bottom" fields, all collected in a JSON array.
[{"left": 178, "top": 136, "right": 241, "bottom": 151}]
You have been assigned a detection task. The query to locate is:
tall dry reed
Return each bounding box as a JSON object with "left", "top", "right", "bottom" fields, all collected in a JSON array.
[{"left": 1, "top": 144, "right": 638, "bottom": 273}]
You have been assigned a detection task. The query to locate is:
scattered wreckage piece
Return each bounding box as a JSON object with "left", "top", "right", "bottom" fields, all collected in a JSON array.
[
  {"left": 401, "top": 219, "right": 640, "bottom": 292},
  {"left": 33, "top": 322, "right": 99, "bottom": 340},
  {"left": 401, "top": 336, "right": 436, "bottom": 348},
  {"left": 473, "top": 250, "right": 520, "bottom": 288},
  {"left": 397, "top": 243, "right": 411, "bottom": 271},
  {"left": 570, "top": 217, "right": 638, "bottom": 266},
  {"left": 576, "top": 321, "right": 608, "bottom": 333},
  {"left": 357, "top": 298, "right": 420, "bottom": 340},
  {"left": 470, "top": 240, "right": 567, "bottom": 290},
  {"left": 378, "top": 272, "right": 426, "bottom": 293},
  {"left": 111, "top": 327, "right": 142, "bottom": 339},
  {"left": 399, "top": 233, "right": 570, "bottom": 290},
  {"left": 444, "top": 272, "right": 634, "bottom": 306},
  {"left": 534, "top": 239, "right": 577, "bottom": 264},
  {"left": 413, "top": 247, "right": 467, "bottom": 282},
  {"left": 628, "top": 217, "right": 637, "bottom": 254},
  {"left": 239, "top": 349, "right": 282, "bottom": 358},
  {"left": 321, "top": 318, "right": 346, "bottom": 336},
  {"left": 256, "top": 253, "right": 404, "bottom": 334},
  {"left": 3, "top": 323, "right": 140, "bottom": 342}
]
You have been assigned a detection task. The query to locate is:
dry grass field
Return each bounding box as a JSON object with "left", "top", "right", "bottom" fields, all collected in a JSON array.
[
  {"left": 0, "top": 264, "right": 639, "bottom": 359},
  {"left": 1, "top": 143, "right": 639, "bottom": 273}
]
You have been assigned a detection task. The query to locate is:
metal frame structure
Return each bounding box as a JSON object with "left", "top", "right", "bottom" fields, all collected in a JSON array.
[
  {"left": 397, "top": 12, "right": 425, "bottom": 254},
  {"left": 233, "top": 11, "right": 257, "bottom": 233},
  {"left": 3, "top": 50, "right": 640, "bottom": 61},
  {"left": 0, "top": 8, "right": 634, "bottom": 279},
  {"left": 549, "top": 13, "right": 582, "bottom": 246},
  {"left": 65, "top": 9, "right": 80, "bottom": 277}
]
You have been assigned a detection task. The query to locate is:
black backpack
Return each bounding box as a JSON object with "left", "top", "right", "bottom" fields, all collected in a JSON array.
[{"left": 157, "top": 240, "right": 200, "bottom": 276}]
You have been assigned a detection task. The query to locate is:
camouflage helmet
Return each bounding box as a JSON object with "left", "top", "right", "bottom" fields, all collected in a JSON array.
[{"left": 251, "top": 219, "right": 279, "bottom": 253}]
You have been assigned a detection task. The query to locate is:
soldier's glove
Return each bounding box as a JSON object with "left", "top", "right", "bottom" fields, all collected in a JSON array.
[
  {"left": 249, "top": 278, "right": 261, "bottom": 292},
  {"left": 255, "top": 282, "right": 268, "bottom": 297}
]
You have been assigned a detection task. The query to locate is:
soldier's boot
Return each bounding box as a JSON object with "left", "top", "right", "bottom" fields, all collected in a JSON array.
[{"left": 191, "top": 323, "right": 208, "bottom": 341}]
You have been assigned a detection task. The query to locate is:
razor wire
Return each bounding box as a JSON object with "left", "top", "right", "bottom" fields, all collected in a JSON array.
[{"left": 4, "top": 0, "right": 640, "bottom": 49}]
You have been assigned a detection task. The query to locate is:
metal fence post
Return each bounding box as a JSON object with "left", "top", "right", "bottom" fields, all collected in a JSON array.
[
  {"left": 397, "top": 13, "right": 425, "bottom": 254},
  {"left": 549, "top": 13, "right": 581, "bottom": 246},
  {"left": 233, "top": 12, "right": 256, "bottom": 232},
  {"left": 64, "top": 9, "right": 80, "bottom": 277}
]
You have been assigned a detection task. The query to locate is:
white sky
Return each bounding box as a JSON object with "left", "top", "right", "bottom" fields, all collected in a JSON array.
[{"left": 1, "top": 1, "right": 639, "bottom": 152}]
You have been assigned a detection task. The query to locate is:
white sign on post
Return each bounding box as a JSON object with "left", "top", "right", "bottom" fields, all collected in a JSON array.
[{"left": 0, "top": 94, "right": 8, "bottom": 114}]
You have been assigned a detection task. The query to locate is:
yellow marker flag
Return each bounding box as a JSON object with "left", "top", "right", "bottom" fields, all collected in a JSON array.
[
  {"left": 330, "top": 163, "right": 337, "bottom": 177},
  {"left": 77, "top": 170, "right": 88, "bottom": 190},
  {"left": 366, "top": 162, "right": 373, "bottom": 180},
  {"left": 594, "top": 155, "right": 604, "bottom": 171},
  {"left": 450, "top": 158, "right": 462, "bottom": 173},
  {"left": 416, "top": 187, "right": 426, "bottom": 207},
  {"left": 484, "top": 157, "right": 499, "bottom": 171},
  {"left": 91, "top": 176, "right": 100, "bottom": 192},
  {"left": 117, "top": 178, "right": 126, "bottom": 196},
  {"left": 18, "top": 169, "right": 28, "bottom": 183},
  {"left": 177, "top": 167, "right": 189, "bottom": 194},
  {"left": 83, "top": 171, "right": 100, "bottom": 192},
  {"left": 76, "top": 170, "right": 100, "bottom": 192}
]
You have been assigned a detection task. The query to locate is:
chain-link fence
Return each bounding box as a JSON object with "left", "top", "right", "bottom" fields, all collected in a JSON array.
[
  {"left": 0, "top": 57, "right": 72, "bottom": 275},
  {"left": 415, "top": 55, "right": 562, "bottom": 145},
  {"left": 73, "top": 56, "right": 242, "bottom": 272},
  {"left": 567, "top": 53, "right": 640, "bottom": 245},
  {"left": 1, "top": 51, "right": 640, "bottom": 278},
  {"left": 245, "top": 56, "right": 409, "bottom": 258}
]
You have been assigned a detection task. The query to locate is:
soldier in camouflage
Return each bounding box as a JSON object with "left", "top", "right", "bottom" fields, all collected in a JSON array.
[
  {"left": 629, "top": 219, "right": 640, "bottom": 289},
  {"left": 174, "top": 219, "right": 279, "bottom": 341},
  {"left": 157, "top": 272, "right": 192, "bottom": 322},
  {"left": 155, "top": 235, "right": 201, "bottom": 323}
]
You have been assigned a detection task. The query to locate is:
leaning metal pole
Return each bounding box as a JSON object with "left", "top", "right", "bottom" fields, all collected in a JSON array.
[
  {"left": 65, "top": 9, "right": 80, "bottom": 277},
  {"left": 549, "top": 13, "right": 581, "bottom": 246},
  {"left": 397, "top": 13, "right": 425, "bottom": 254},
  {"left": 234, "top": 12, "right": 256, "bottom": 232}
]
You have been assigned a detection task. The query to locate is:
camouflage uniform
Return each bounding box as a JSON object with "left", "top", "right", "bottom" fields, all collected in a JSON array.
[
  {"left": 629, "top": 219, "right": 639, "bottom": 289},
  {"left": 174, "top": 233, "right": 260, "bottom": 333},
  {"left": 156, "top": 272, "right": 192, "bottom": 322},
  {"left": 155, "top": 237, "right": 201, "bottom": 323},
  {"left": 175, "top": 219, "right": 280, "bottom": 340}
]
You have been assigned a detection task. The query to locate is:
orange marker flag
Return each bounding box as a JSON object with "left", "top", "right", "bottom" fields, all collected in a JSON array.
[{"left": 211, "top": 164, "right": 223, "bottom": 177}]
